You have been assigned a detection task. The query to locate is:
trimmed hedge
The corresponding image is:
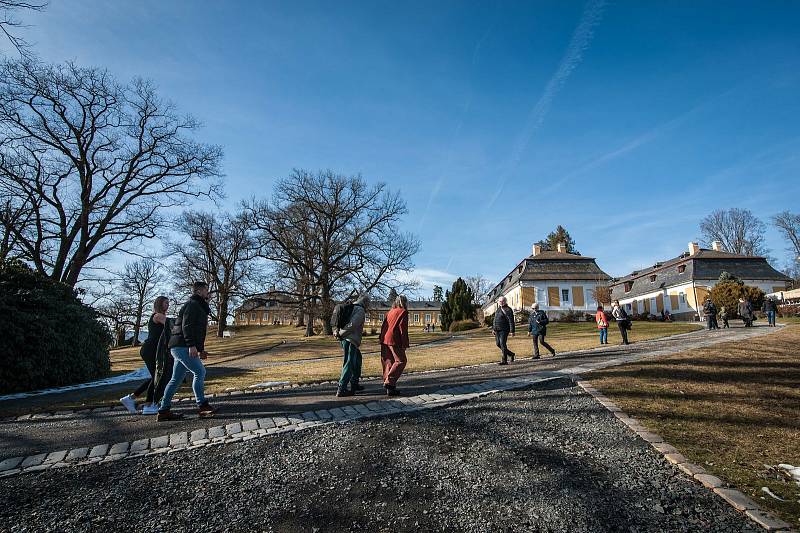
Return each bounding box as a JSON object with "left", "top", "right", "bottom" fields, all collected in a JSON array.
[
  {"left": 449, "top": 319, "right": 480, "bottom": 332},
  {"left": 0, "top": 260, "right": 111, "bottom": 394}
]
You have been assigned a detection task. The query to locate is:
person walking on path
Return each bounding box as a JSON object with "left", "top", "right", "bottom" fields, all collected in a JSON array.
[
  {"left": 333, "top": 294, "right": 370, "bottom": 397},
  {"left": 120, "top": 296, "right": 171, "bottom": 415},
  {"left": 379, "top": 295, "right": 410, "bottom": 396},
  {"left": 493, "top": 296, "right": 516, "bottom": 365},
  {"left": 527, "top": 303, "right": 555, "bottom": 358},
  {"left": 703, "top": 297, "right": 719, "bottom": 330},
  {"left": 719, "top": 306, "right": 730, "bottom": 328},
  {"left": 611, "top": 300, "right": 631, "bottom": 345},
  {"left": 157, "top": 282, "right": 215, "bottom": 421},
  {"left": 595, "top": 305, "right": 609, "bottom": 345},
  {"left": 763, "top": 298, "right": 777, "bottom": 327},
  {"left": 738, "top": 297, "right": 754, "bottom": 327}
]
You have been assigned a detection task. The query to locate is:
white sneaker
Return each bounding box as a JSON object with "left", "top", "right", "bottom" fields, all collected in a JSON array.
[
  {"left": 141, "top": 403, "right": 160, "bottom": 415},
  {"left": 119, "top": 394, "right": 137, "bottom": 414}
]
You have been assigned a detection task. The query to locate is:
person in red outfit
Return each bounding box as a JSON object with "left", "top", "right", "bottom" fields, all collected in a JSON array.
[{"left": 379, "top": 295, "right": 410, "bottom": 396}]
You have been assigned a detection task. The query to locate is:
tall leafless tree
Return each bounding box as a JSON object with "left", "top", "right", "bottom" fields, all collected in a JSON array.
[
  {"left": 464, "top": 275, "right": 490, "bottom": 305},
  {"left": 772, "top": 210, "right": 800, "bottom": 259},
  {"left": 246, "top": 169, "right": 419, "bottom": 335},
  {"left": 699, "top": 208, "right": 767, "bottom": 256},
  {"left": 95, "top": 292, "right": 136, "bottom": 347},
  {"left": 0, "top": 1, "right": 46, "bottom": 55},
  {"left": 169, "top": 209, "right": 260, "bottom": 337},
  {"left": 0, "top": 58, "right": 223, "bottom": 286},
  {"left": 119, "top": 258, "right": 163, "bottom": 346}
]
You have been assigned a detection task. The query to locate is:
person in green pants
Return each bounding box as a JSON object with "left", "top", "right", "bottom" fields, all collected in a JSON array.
[{"left": 333, "top": 294, "right": 369, "bottom": 397}]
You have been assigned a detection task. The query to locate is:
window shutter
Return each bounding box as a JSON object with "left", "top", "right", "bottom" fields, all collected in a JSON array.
[
  {"left": 656, "top": 294, "right": 664, "bottom": 312},
  {"left": 548, "top": 287, "right": 560, "bottom": 307},
  {"left": 572, "top": 286, "right": 585, "bottom": 307},
  {"left": 670, "top": 294, "right": 679, "bottom": 310}
]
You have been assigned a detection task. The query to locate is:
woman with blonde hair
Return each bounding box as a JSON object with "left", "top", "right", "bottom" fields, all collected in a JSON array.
[
  {"left": 120, "top": 296, "right": 173, "bottom": 414},
  {"left": 379, "top": 294, "right": 410, "bottom": 396}
]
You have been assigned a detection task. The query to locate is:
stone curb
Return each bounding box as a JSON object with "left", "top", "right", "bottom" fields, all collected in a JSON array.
[
  {"left": 0, "top": 372, "right": 569, "bottom": 480},
  {"left": 2, "top": 326, "right": 735, "bottom": 423},
  {"left": 575, "top": 380, "right": 794, "bottom": 532},
  {"left": 0, "top": 326, "right": 778, "bottom": 481}
]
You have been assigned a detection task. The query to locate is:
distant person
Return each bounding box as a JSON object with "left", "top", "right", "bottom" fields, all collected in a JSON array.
[
  {"left": 493, "top": 296, "right": 515, "bottom": 365},
  {"left": 595, "top": 305, "right": 609, "bottom": 345},
  {"left": 719, "top": 306, "right": 730, "bottom": 328},
  {"left": 738, "top": 297, "right": 754, "bottom": 327},
  {"left": 430, "top": 323, "right": 435, "bottom": 332},
  {"left": 664, "top": 310, "right": 672, "bottom": 322},
  {"left": 379, "top": 295, "right": 410, "bottom": 396},
  {"left": 332, "top": 294, "right": 370, "bottom": 397},
  {"left": 157, "top": 282, "right": 215, "bottom": 421},
  {"left": 611, "top": 300, "right": 631, "bottom": 345},
  {"left": 763, "top": 298, "right": 777, "bottom": 327},
  {"left": 703, "top": 297, "right": 719, "bottom": 330},
  {"left": 120, "top": 296, "right": 171, "bottom": 415},
  {"left": 527, "top": 303, "right": 555, "bottom": 358}
]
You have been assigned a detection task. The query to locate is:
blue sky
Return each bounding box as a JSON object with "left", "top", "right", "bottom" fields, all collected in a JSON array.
[{"left": 8, "top": 0, "right": 800, "bottom": 294}]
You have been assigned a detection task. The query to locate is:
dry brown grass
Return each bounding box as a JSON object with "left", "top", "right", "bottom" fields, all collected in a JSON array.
[
  {"left": 202, "top": 321, "right": 700, "bottom": 392},
  {"left": 587, "top": 325, "right": 800, "bottom": 526}
]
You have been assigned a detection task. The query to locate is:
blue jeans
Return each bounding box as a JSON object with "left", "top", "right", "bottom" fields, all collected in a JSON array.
[
  {"left": 767, "top": 310, "right": 776, "bottom": 326},
  {"left": 599, "top": 328, "right": 608, "bottom": 344},
  {"left": 160, "top": 347, "right": 206, "bottom": 410}
]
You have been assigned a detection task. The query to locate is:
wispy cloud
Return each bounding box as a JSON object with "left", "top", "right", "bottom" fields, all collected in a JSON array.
[
  {"left": 396, "top": 267, "right": 459, "bottom": 296},
  {"left": 486, "top": 0, "right": 606, "bottom": 209}
]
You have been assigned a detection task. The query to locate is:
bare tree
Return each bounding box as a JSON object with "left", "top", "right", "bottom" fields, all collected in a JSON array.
[
  {"left": 0, "top": 58, "right": 223, "bottom": 286},
  {"left": 95, "top": 292, "right": 136, "bottom": 347},
  {"left": 0, "top": 1, "right": 46, "bottom": 55},
  {"left": 169, "top": 209, "right": 260, "bottom": 337},
  {"left": 464, "top": 275, "right": 490, "bottom": 305},
  {"left": 119, "top": 258, "right": 163, "bottom": 346},
  {"left": 699, "top": 208, "right": 767, "bottom": 256},
  {"left": 772, "top": 211, "right": 800, "bottom": 259},
  {"left": 246, "top": 169, "right": 419, "bottom": 335}
]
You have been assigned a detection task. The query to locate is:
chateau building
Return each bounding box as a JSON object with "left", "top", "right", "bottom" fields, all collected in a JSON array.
[
  {"left": 609, "top": 242, "right": 792, "bottom": 320},
  {"left": 482, "top": 243, "right": 612, "bottom": 318}
]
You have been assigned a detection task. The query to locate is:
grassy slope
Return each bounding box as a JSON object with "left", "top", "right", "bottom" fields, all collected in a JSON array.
[{"left": 587, "top": 325, "right": 800, "bottom": 526}]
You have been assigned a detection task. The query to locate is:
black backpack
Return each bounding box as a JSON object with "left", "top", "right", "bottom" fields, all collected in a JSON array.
[{"left": 332, "top": 303, "right": 355, "bottom": 330}]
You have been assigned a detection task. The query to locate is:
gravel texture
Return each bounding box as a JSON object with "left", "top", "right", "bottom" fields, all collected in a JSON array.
[{"left": 0, "top": 382, "right": 757, "bottom": 532}]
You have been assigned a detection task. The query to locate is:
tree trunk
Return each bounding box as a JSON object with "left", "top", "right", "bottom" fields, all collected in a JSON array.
[
  {"left": 217, "top": 295, "right": 229, "bottom": 337},
  {"left": 321, "top": 274, "right": 334, "bottom": 335},
  {"left": 115, "top": 326, "right": 126, "bottom": 347}
]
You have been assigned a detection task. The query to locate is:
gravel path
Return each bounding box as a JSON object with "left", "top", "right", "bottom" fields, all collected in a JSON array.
[
  {"left": 0, "top": 382, "right": 757, "bottom": 532},
  {"left": 0, "top": 325, "right": 774, "bottom": 461}
]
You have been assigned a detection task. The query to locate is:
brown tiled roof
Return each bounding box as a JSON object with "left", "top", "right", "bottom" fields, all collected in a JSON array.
[{"left": 485, "top": 251, "right": 611, "bottom": 304}]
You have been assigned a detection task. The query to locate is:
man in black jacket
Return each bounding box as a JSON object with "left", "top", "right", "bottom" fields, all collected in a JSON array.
[
  {"left": 158, "top": 281, "right": 216, "bottom": 421},
  {"left": 493, "top": 296, "right": 516, "bottom": 365}
]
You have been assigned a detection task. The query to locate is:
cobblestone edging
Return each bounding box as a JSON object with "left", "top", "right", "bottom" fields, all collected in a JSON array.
[
  {"left": 0, "top": 326, "right": 777, "bottom": 481},
  {"left": 0, "top": 373, "right": 570, "bottom": 480},
  {"left": 2, "top": 328, "right": 710, "bottom": 423},
  {"left": 575, "top": 380, "right": 795, "bottom": 532}
]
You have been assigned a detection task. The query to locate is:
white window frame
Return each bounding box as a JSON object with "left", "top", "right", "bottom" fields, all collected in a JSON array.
[
  {"left": 561, "top": 288, "right": 570, "bottom": 304},
  {"left": 413, "top": 313, "right": 420, "bottom": 323},
  {"left": 378, "top": 313, "right": 385, "bottom": 322},
  {"left": 425, "top": 313, "right": 432, "bottom": 323},
  {"left": 679, "top": 292, "right": 686, "bottom": 305},
  {"left": 251, "top": 312, "right": 257, "bottom": 320}
]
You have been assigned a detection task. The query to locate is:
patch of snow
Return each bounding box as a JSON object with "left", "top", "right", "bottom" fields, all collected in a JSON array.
[
  {"left": 249, "top": 381, "right": 290, "bottom": 389},
  {"left": 0, "top": 367, "right": 150, "bottom": 402},
  {"left": 777, "top": 464, "right": 800, "bottom": 486}
]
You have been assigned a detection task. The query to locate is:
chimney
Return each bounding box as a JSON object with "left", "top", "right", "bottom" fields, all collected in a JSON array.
[
  {"left": 688, "top": 242, "right": 700, "bottom": 256},
  {"left": 532, "top": 243, "right": 542, "bottom": 256},
  {"left": 557, "top": 242, "right": 567, "bottom": 253},
  {"left": 711, "top": 241, "right": 724, "bottom": 252}
]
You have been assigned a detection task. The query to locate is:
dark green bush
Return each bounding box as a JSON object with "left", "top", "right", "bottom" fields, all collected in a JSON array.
[
  {"left": 449, "top": 319, "right": 480, "bottom": 332},
  {"left": 0, "top": 260, "right": 111, "bottom": 394},
  {"left": 483, "top": 312, "right": 495, "bottom": 328}
]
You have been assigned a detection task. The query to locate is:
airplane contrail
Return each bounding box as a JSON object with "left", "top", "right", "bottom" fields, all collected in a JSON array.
[{"left": 487, "top": 0, "right": 606, "bottom": 209}]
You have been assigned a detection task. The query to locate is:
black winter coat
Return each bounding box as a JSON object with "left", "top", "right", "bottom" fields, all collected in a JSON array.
[
  {"left": 528, "top": 310, "right": 549, "bottom": 336},
  {"left": 493, "top": 305, "right": 515, "bottom": 333},
  {"left": 169, "top": 295, "right": 211, "bottom": 351}
]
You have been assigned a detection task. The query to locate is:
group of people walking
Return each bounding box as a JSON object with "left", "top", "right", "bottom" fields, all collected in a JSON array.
[
  {"left": 701, "top": 296, "right": 777, "bottom": 329},
  {"left": 120, "top": 282, "right": 215, "bottom": 421},
  {"left": 331, "top": 294, "right": 410, "bottom": 397}
]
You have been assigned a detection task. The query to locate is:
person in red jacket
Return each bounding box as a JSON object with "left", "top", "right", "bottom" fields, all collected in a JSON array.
[{"left": 379, "top": 294, "right": 410, "bottom": 396}]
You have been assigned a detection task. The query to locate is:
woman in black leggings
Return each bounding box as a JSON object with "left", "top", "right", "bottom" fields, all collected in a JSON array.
[{"left": 120, "top": 296, "right": 173, "bottom": 415}]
